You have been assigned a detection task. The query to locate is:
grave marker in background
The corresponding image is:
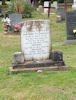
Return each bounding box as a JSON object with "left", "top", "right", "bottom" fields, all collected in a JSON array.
[
  {"left": 44, "top": 1, "right": 51, "bottom": 17},
  {"left": 57, "top": 7, "right": 66, "bottom": 22},
  {"left": 9, "top": 13, "right": 22, "bottom": 25},
  {"left": 66, "top": 11, "right": 76, "bottom": 43},
  {"left": 51, "top": 1, "right": 58, "bottom": 9},
  {"left": 72, "top": 0, "right": 76, "bottom": 9}
]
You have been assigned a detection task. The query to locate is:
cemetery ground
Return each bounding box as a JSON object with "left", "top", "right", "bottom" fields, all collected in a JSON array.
[{"left": 0, "top": 10, "right": 76, "bottom": 100}]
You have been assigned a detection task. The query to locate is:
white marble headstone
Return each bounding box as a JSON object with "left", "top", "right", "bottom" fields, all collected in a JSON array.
[
  {"left": 21, "top": 20, "right": 51, "bottom": 60},
  {"left": 44, "top": 1, "right": 50, "bottom": 14},
  {"left": 51, "top": 1, "right": 58, "bottom": 9},
  {"left": 72, "top": 0, "right": 76, "bottom": 9}
]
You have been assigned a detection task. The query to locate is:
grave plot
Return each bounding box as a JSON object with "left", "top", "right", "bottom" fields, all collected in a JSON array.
[{"left": 10, "top": 20, "right": 67, "bottom": 74}]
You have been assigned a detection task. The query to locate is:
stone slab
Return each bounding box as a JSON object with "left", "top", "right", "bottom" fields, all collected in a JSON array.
[
  {"left": 12, "top": 59, "right": 65, "bottom": 69},
  {"left": 65, "top": 40, "right": 76, "bottom": 44},
  {"left": 10, "top": 66, "right": 67, "bottom": 74},
  {"left": 10, "top": 59, "right": 67, "bottom": 74}
]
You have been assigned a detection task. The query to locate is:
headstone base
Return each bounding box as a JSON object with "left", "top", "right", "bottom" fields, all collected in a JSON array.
[
  {"left": 10, "top": 51, "right": 67, "bottom": 74},
  {"left": 65, "top": 40, "right": 76, "bottom": 44},
  {"left": 10, "top": 65, "right": 67, "bottom": 74}
]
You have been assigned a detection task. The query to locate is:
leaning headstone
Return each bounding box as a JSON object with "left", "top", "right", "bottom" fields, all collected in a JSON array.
[
  {"left": 72, "top": 0, "right": 76, "bottom": 10},
  {"left": 65, "top": 11, "right": 76, "bottom": 43},
  {"left": 57, "top": 7, "right": 66, "bottom": 22},
  {"left": 10, "top": 20, "right": 67, "bottom": 74},
  {"left": 9, "top": 13, "right": 22, "bottom": 25}
]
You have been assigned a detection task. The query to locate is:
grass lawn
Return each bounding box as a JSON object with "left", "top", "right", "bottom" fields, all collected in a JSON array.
[{"left": 0, "top": 10, "right": 76, "bottom": 100}]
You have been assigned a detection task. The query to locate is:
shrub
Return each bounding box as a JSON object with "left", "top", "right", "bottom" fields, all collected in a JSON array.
[
  {"left": 22, "top": 12, "right": 32, "bottom": 18},
  {"left": 9, "top": 0, "right": 35, "bottom": 14}
]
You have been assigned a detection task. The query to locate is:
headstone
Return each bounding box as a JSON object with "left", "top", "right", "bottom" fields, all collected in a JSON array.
[
  {"left": 66, "top": 11, "right": 76, "bottom": 43},
  {"left": 9, "top": 13, "right": 22, "bottom": 25},
  {"left": 51, "top": 1, "right": 58, "bottom": 9},
  {"left": 10, "top": 20, "right": 67, "bottom": 73},
  {"left": 37, "top": 5, "right": 43, "bottom": 11},
  {"left": 21, "top": 20, "right": 52, "bottom": 60},
  {"left": 72, "top": 0, "right": 76, "bottom": 9},
  {"left": 44, "top": 1, "right": 50, "bottom": 14},
  {"left": 57, "top": 7, "right": 66, "bottom": 21},
  {"left": 0, "top": 5, "right": 2, "bottom": 13}
]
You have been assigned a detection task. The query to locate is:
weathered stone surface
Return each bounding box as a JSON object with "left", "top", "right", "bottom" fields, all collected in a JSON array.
[
  {"left": 51, "top": 50, "right": 65, "bottom": 66},
  {"left": 21, "top": 20, "right": 52, "bottom": 60},
  {"left": 13, "top": 52, "right": 24, "bottom": 64}
]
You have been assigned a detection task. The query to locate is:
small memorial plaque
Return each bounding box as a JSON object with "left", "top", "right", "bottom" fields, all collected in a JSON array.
[{"left": 21, "top": 20, "right": 52, "bottom": 60}]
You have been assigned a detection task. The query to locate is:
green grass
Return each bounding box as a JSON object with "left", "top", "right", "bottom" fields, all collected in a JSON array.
[{"left": 0, "top": 9, "right": 76, "bottom": 100}]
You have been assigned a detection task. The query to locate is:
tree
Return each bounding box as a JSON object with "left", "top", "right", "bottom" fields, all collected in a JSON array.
[{"left": 2, "top": 0, "right": 6, "bottom": 5}]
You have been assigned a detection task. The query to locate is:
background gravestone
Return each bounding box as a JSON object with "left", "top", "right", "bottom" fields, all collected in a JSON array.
[
  {"left": 72, "top": 0, "right": 76, "bottom": 9},
  {"left": 51, "top": 1, "right": 58, "bottom": 9},
  {"left": 57, "top": 7, "right": 66, "bottom": 20},
  {"left": 21, "top": 20, "right": 52, "bottom": 60},
  {"left": 9, "top": 13, "right": 22, "bottom": 25},
  {"left": 0, "top": 5, "right": 2, "bottom": 13},
  {"left": 44, "top": 1, "right": 50, "bottom": 14},
  {"left": 66, "top": 11, "right": 76, "bottom": 43}
]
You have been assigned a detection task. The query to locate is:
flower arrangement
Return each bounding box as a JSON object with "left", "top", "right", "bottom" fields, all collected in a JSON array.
[
  {"left": 2, "top": 17, "right": 24, "bottom": 32},
  {"left": 8, "top": 22, "right": 24, "bottom": 32}
]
